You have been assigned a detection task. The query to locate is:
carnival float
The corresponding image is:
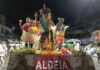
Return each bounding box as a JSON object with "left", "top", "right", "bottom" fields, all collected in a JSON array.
[
  {"left": 6, "top": 4, "right": 97, "bottom": 70},
  {"left": 11, "top": 4, "right": 84, "bottom": 56}
]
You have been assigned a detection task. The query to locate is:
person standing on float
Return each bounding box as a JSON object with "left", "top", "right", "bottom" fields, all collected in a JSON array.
[
  {"left": 19, "top": 17, "right": 34, "bottom": 48},
  {"left": 32, "top": 12, "right": 43, "bottom": 50},
  {"left": 56, "top": 17, "right": 65, "bottom": 49},
  {"left": 39, "top": 4, "right": 54, "bottom": 50}
]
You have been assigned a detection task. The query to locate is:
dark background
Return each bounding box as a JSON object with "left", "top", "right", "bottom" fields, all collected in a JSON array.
[{"left": 0, "top": 0, "right": 100, "bottom": 38}]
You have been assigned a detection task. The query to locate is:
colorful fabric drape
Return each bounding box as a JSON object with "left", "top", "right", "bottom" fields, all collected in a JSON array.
[{"left": 40, "top": 15, "right": 48, "bottom": 32}]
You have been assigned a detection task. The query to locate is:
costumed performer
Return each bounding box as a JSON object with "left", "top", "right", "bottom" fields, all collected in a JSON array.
[
  {"left": 56, "top": 17, "right": 68, "bottom": 49},
  {"left": 19, "top": 17, "right": 34, "bottom": 48},
  {"left": 32, "top": 12, "right": 43, "bottom": 50},
  {"left": 39, "top": 4, "right": 54, "bottom": 51}
]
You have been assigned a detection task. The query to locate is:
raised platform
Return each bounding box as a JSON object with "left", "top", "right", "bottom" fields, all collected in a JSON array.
[{"left": 7, "top": 54, "right": 95, "bottom": 70}]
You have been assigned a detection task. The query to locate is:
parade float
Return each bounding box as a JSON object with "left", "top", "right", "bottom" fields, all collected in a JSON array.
[
  {"left": 13, "top": 4, "right": 72, "bottom": 55},
  {"left": 7, "top": 4, "right": 95, "bottom": 70},
  {"left": 17, "top": 5, "right": 84, "bottom": 55},
  {"left": 8, "top": 4, "right": 88, "bottom": 59}
]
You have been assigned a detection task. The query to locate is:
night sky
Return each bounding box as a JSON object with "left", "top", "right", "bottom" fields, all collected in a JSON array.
[{"left": 0, "top": 0, "right": 100, "bottom": 35}]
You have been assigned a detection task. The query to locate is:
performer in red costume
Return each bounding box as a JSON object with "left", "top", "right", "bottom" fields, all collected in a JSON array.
[{"left": 19, "top": 17, "right": 34, "bottom": 48}]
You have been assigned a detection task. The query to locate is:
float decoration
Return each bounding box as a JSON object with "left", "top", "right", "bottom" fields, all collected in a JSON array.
[{"left": 11, "top": 4, "right": 86, "bottom": 56}]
